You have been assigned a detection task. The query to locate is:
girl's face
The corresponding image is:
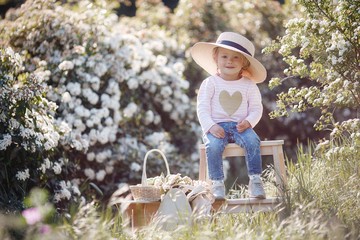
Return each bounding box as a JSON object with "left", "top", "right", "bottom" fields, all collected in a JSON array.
[{"left": 215, "top": 47, "right": 247, "bottom": 80}]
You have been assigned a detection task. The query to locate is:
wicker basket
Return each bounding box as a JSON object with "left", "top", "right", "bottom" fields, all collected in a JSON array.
[{"left": 130, "top": 149, "right": 170, "bottom": 201}]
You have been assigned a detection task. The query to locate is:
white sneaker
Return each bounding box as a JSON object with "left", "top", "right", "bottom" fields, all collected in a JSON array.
[
  {"left": 211, "top": 180, "right": 225, "bottom": 200},
  {"left": 248, "top": 176, "right": 266, "bottom": 199}
]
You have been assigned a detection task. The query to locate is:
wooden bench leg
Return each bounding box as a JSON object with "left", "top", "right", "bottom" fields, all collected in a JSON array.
[
  {"left": 272, "top": 146, "right": 287, "bottom": 195},
  {"left": 199, "top": 146, "right": 207, "bottom": 181}
]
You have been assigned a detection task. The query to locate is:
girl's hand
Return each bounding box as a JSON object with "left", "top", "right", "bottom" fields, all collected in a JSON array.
[
  {"left": 237, "top": 120, "right": 251, "bottom": 133},
  {"left": 209, "top": 124, "right": 225, "bottom": 138}
]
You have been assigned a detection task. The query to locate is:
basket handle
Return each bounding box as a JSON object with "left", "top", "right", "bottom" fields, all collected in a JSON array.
[{"left": 141, "top": 149, "right": 170, "bottom": 186}]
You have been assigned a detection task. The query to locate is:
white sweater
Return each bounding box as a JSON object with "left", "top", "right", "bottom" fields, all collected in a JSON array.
[{"left": 197, "top": 75, "right": 263, "bottom": 134}]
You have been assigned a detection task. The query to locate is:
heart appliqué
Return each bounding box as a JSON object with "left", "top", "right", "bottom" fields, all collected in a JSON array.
[{"left": 219, "top": 90, "right": 242, "bottom": 116}]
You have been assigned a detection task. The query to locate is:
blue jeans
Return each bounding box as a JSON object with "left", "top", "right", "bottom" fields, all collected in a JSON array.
[{"left": 203, "top": 122, "right": 262, "bottom": 181}]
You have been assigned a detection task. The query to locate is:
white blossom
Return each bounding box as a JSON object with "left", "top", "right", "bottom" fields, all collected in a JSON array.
[
  {"left": 16, "top": 169, "right": 30, "bottom": 181},
  {"left": 86, "top": 118, "right": 94, "bottom": 128},
  {"left": 87, "top": 152, "right": 95, "bottom": 161},
  {"left": 73, "top": 45, "right": 85, "bottom": 54},
  {"left": 82, "top": 88, "right": 99, "bottom": 105},
  {"left": 66, "top": 82, "right": 81, "bottom": 96},
  {"left": 88, "top": 114, "right": 99, "bottom": 127},
  {"left": 35, "top": 70, "right": 51, "bottom": 82},
  {"left": 54, "top": 181, "right": 73, "bottom": 203},
  {"left": 130, "top": 162, "right": 141, "bottom": 172},
  {"left": 0, "top": 113, "right": 6, "bottom": 122},
  {"left": 38, "top": 158, "right": 52, "bottom": 174},
  {"left": 74, "top": 105, "right": 90, "bottom": 117},
  {"left": 144, "top": 110, "right": 154, "bottom": 125},
  {"left": 98, "top": 127, "right": 111, "bottom": 144},
  {"left": 88, "top": 129, "right": 99, "bottom": 145},
  {"left": 104, "top": 117, "right": 113, "bottom": 126},
  {"left": 9, "top": 118, "right": 20, "bottom": 130},
  {"left": 95, "top": 150, "right": 111, "bottom": 163},
  {"left": 123, "top": 102, "right": 138, "bottom": 118},
  {"left": 154, "top": 115, "right": 161, "bottom": 125},
  {"left": 160, "top": 86, "right": 172, "bottom": 98},
  {"left": 61, "top": 188, "right": 71, "bottom": 200},
  {"left": 100, "top": 93, "right": 111, "bottom": 107},
  {"left": 53, "top": 162, "right": 62, "bottom": 174},
  {"left": 99, "top": 108, "right": 110, "bottom": 118},
  {"left": 96, "top": 170, "right": 106, "bottom": 181},
  {"left": 72, "top": 185, "right": 81, "bottom": 196},
  {"left": 155, "top": 55, "right": 167, "bottom": 66},
  {"left": 71, "top": 139, "right": 84, "bottom": 151},
  {"left": 94, "top": 63, "right": 108, "bottom": 77},
  {"left": 0, "top": 134, "right": 12, "bottom": 150},
  {"left": 44, "top": 141, "right": 54, "bottom": 150},
  {"left": 61, "top": 92, "right": 72, "bottom": 103},
  {"left": 73, "top": 119, "right": 86, "bottom": 132},
  {"left": 57, "top": 121, "right": 71, "bottom": 134},
  {"left": 162, "top": 101, "right": 172, "bottom": 112},
  {"left": 127, "top": 78, "right": 139, "bottom": 89},
  {"left": 145, "top": 132, "right": 166, "bottom": 146},
  {"left": 84, "top": 168, "right": 95, "bottom": 180},
  {"left": 58, "top": 60, "right": 74, "bottom": 71},
  {"left": 90, "top": 76, "right": 101, "bottom": 91},
  {"left": 173, "top": 62, "right": 185, "bottom": 74},
  {"left": 105, "top": 165, "right": 114, "bottom": 174}
]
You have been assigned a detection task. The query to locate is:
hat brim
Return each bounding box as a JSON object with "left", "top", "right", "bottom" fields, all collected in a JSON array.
[{"left": 190, "top": 42, "right": 267, "bottom": 83}]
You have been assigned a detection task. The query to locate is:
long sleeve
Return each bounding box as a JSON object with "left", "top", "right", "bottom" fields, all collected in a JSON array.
[
  {"left": 244, "top": 83, "right": 263, "bottom": 128},
  {"left": 197, "top": 78, "right": 216, "bottom": 134}
]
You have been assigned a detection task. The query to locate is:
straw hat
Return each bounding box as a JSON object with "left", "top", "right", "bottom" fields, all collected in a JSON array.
[{"left": 190, "top": 32, "right": 267, "bottom": 83}]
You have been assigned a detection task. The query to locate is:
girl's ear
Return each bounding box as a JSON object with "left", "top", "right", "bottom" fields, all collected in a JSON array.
[
  {"left": 212, "top": 53, "right": 217, "bottom": 63},
  {"left": 212, "top": 54, "right": 217, "bottom": 62},
  {"left": 212, "top": 47, "right": 219, "bottom": 62}
]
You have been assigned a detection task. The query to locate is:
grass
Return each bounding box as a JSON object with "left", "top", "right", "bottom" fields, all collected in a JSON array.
[{"left": 1, "top": 139, "right": 359, "bottom": 239}]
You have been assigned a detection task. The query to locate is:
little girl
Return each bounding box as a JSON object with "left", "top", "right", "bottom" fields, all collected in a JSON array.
[{"left": 191, "top": 32, "right": 267, "bottom": 199}]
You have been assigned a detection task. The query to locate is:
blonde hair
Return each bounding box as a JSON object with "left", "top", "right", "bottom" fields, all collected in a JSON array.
[{"left": 212, "top": 47, "right": 250, "bottom": 70}]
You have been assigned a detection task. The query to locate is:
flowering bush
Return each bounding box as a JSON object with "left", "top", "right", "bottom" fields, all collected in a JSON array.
[
  {"left": 264, "top": 0, "right": 360, "bottom": 155},
  {"left": 0, "top": 0, "right": 198, "bottom": 210},
  {"left": 0, "top": 47, "right": 79, "bottom": 210}
]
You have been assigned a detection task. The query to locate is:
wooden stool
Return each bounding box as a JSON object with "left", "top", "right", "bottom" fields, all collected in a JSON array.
[{"left": 199, "top": 140, "right": 287, "bottom": 213}]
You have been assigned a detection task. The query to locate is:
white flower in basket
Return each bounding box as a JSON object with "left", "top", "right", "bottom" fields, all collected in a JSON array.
[
  {"left": 130, "top": 148, "right": 214, "bottom": 213},
  {"left": 130, "top": 149, "right": 171, "bottom": 201}
]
